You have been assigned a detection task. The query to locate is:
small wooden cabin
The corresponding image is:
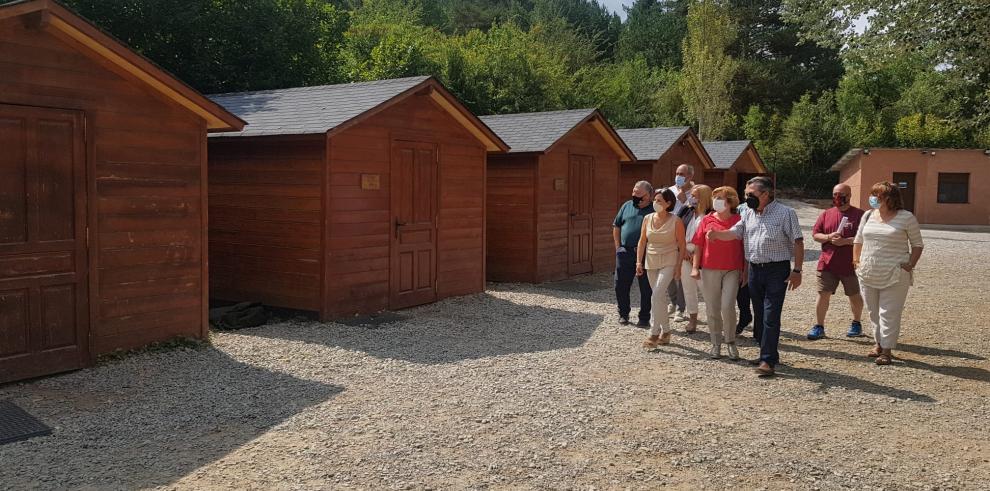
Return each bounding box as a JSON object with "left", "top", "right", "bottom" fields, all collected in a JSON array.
[
  {"left": 0, "top": 0, "right": 245, "bottom": 383},
  {"left": 208, "top": 76, "right": 507, "bottom": 319},
  {"left": 615, "top": 127, "right": 715, "bottom": 206},
  {"left": 701, "top": 140, "right": 770, "bottom": 193},
  {"left": 481, "top": 109, "right": 635, "bottom": 283}
]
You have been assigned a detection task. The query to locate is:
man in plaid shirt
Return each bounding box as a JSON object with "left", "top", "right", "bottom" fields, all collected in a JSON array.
[{"left": 708, "top": 176, "right": 804, "bottom": 377}]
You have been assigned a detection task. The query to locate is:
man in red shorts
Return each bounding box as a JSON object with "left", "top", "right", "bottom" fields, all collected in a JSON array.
[{"left": 807, "top": 183, "right": 865, "bottom": 339}]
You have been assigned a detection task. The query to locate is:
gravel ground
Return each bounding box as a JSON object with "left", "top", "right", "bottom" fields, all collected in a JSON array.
[{"left": 2, "top": 200, "right": 989, "bottom": 490}]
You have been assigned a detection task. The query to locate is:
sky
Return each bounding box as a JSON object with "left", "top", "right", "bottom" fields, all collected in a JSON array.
[{"left": 601, "top": 0, "right": 632, "bottom": 19}]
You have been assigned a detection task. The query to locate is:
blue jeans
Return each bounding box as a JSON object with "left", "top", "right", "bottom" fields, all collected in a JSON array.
[
  {"left": 749, "top": 261, "right": 790, "bottom": 367},
  {"left": 615, "top": 248, "right": 652, "bottom": 323}
]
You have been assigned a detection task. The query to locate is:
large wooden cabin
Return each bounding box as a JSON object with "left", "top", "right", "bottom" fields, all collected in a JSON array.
[
  {"left": 207, "top": 76, "right": 507, "bottom": 319},
  {"left": 0, "top": 0, "right": 244, "bottom": 383}
]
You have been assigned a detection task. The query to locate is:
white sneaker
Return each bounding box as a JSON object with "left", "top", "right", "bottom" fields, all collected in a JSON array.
[
  {"left": 709, "top": 344, "right": 722, "bottom": 359},
  {"left": 668, "top": 304, "right": 677, "bottom": 315},
  {"left": 674, "top": 312, "right": 688, "bottom": 322},
  {"left": 727, "top": 343, "right": 739, "bottom": 360}
]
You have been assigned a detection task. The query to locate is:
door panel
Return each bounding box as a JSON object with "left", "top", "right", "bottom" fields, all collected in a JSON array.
[
  {"left": 0, "top": 104, "right": 88, "bottom": 384},
  {"left": 893, "top": 172, "right": 916, "bottom": 213},
  {"left": 390, "top": 141, "right": 438, "bottom": 310},
  {"left": 568, "top": 154, "right": 593, "bottom": 276}
]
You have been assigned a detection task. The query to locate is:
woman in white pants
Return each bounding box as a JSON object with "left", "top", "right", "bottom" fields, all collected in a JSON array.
[
  {"left": 691, "top": 186, "right": 746, "bottom": 360},
  {"left": 637, "top": 188, "right": 686, "bottom": 348},
  {"left": 679, "top": 185, "right": 713, "bottom": 332},
  {"left": 853, "top": 181, "right": 924, "bottom": 365}
]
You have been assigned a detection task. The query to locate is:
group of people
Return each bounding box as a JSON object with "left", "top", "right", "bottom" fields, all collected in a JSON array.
[{"left": 613, "top": 165, "right": 925, "bottom": 377}]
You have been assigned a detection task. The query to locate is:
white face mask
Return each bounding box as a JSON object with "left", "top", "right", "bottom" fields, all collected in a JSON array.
[{"left": 712, "top": 198, "right": 727, "bottom": 213}]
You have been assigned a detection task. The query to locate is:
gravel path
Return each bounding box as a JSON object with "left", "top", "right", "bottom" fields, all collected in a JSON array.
[{"left": 2, "top": 200, "right": 989, "bottom": 490}]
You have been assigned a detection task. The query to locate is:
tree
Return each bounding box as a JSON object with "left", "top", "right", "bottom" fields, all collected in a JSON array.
[
  {"left": 782, "top": 0, "right": 990, "bottom": 125},
  {"left": 64, "top": 0, "right": 348, "bottom": 93},
  {"left": 679, "top": 0, "right": 739, "bottom": 140},
  {"left": 772, "top": 92, "right": 847, "bottom": 193},
  {"left": 727, "top": 0, "right": 843, "bottom": 115},
  {"left": 617, "top": 0, "right": 689, "bottom": 68}
]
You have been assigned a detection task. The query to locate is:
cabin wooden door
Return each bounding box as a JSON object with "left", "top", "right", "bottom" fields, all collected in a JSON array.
[
  {"left": 893, "top": 172, "right": 917, "bottom": 213},
  {"left": 567, "top": 154, "right": 593, "bottom": 276},
  {"left": 0, "top": 104, "right": 89, "bottom": 384},
  {"left": 389, "top": 140, "right": 438, "bottom": 310}
]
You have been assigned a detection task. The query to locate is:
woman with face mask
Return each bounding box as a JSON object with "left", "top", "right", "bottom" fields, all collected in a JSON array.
[
  {"left": 853, "top": 181, "right": 924, "bottom": 365},
  {"left": 691, "top": 186, "right": 746, "bottom": 359},
  {"left": 636, "top": 188, "right": 687, "bottom": 348},
  {"left": 677, "top": 185, "right": 713, "bottom": 332}
]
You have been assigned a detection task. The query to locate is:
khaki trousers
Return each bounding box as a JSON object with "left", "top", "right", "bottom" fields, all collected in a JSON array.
[
  {"left": 701, "top": 269, "right": 739, "bottom": 345},
  {"left": 647, "top": 267, "right": 677, "bottom": 336}
]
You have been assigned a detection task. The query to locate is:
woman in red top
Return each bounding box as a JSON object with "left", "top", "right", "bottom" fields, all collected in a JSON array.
[{"left": 690, "top": 186, "right": 746, "bottom": 360}]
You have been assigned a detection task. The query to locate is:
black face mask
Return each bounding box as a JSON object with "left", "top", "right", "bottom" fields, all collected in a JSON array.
[
  {"left": 631, "top": 195, "right": 643, "bottom": 205},
  {"left": 745, "top": 193, "right": 760, "bottom": 209}
]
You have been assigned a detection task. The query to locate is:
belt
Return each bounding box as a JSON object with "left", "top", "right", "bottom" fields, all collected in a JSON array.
[{"left": 750, "top": 260, "right": 789, "bottom": 268}]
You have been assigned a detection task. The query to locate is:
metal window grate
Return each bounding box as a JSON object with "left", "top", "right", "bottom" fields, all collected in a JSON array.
[{"left": 0, "top": 400, "right": 52, "bottom": 445}]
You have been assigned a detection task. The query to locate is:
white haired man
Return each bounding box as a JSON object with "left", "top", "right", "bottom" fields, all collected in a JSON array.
[{"left": 613, "top": 181, "right": 655, "bottom": 327}]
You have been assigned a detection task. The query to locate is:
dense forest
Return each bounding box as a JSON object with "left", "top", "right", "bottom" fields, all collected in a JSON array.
[{"left": 64, "top": 0, "right": 990, "bottom": 194}]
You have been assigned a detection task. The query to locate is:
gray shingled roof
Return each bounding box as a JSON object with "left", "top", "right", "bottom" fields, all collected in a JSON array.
[
  {"left": 208, "top": 76, "right": 430, "bottom": 137},
  {"left": 703, "top": 140, "right": 752, "bottom": 169},
  {"left": 616, "top": 127, "right": 690, "bottom": 161},
  {"left": 479, "top": 109, "right": 596, "bottom": 153}
]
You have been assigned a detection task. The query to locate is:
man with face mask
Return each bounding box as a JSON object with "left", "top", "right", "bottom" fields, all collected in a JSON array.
[
  {"left": 667, "top": 164, "right": 696, "bottom": 320},
  {"left": 807, "top": 183, "right": 865, "bottom": 340},
  {"left": 707, "top": 176, "right": 804, "bottom": 377},
  {"left": 613, "top": 181, "right": 655, "bottom": 327}
]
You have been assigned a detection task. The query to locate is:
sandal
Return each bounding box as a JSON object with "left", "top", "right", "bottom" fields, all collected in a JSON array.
[
  {"left": 643, "top": 335, "right": 660, "bottom": 349},
  {"left": 868, "top": 344, "right": 883, "bottom": 358},
  {"left": 658, "top": 332, "right": 672, "bottom": 345},
  {"left": 875, "top": 353, "right": 892, "bottom": 365}
]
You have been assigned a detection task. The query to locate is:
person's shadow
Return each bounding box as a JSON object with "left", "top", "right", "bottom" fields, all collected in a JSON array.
[{"left": 653, "top": 340, "right": 936, "bottom": 402}]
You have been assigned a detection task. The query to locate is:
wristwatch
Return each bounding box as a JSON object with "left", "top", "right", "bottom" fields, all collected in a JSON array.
[{"left": 792, "top": 269, "right": 802, "bottom": 274}]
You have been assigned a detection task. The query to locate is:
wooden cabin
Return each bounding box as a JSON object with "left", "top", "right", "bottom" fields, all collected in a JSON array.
[
  {"left": 481, "top": 109, "right": 635, "bottom": 283},
  {"left": 0, "top": 0, "right": 245, "bottom": 383},
  {"left": 615, "top": 127, "right": 715, "bottom": 206},
  {"left": 208, "top": 76, "right": 507, "bottom": 319},
  {"left": 701, "top": 140, "right": 770, "bottom": 193}
]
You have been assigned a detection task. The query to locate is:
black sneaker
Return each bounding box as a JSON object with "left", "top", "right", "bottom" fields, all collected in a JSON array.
[
  {"left": 635, "top": 321, "right": 650, "bottom": 329},
  {"left": 618, "top": 317, "right": 630, "bottom": 325}
]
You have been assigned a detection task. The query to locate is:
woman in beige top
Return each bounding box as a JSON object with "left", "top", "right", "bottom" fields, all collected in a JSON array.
[
  {"left": 636, "top": 188, "right": 687, "bottom": 348},
  {"left": 853, "top": 181, "right": 924, "bottom": 365}
]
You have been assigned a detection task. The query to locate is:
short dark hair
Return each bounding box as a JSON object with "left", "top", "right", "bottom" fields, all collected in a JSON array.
[
  {"left": 870, "top": 181, "right": 904, "bottom": 210},
  {"left": 655, "top": 187, "right": 677, "bottom": 212}
]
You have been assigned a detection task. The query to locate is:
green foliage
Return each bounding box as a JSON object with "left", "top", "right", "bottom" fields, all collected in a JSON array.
[
  {"left": 894, "top": 114, "right": 965, "bottom": 148},
  {"left": 679, "top": 0, "right": 739, "bottom": 140},
  {"left": 341, "top": 0, "right": 444, "bottom": 80},
  {"left": 616, "top": 0, "right": 689, "bottom": 68},
  {"left": 64, "top": 0, "right": 348, "bottom": 93}
]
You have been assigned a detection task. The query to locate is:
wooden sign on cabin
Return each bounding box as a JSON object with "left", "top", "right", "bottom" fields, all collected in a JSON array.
[{"left": 361, "top": 173, "right": 381, "bottom": 190}]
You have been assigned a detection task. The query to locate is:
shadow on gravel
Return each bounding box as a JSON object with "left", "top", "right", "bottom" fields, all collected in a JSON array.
[
  {"left": 653, "top": 339, "right": 936, "bottom": 402},
  {"left": 248, "top": 293, "right": 604, "bottom": 364},
  {"left": 779, "top": 342, "right": 990, "bottom": 383},
  {"left": 0, "top": 349, "right": 342, "bottom": 489},
  {"left": 781, "top": 330, "right": 988, "bottom": 361}
]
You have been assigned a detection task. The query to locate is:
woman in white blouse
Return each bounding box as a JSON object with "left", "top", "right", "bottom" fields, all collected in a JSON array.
[
  {"left": 853, "top": 181, "right": 924, "bottom": 365},
  {"left": 679, "top": 184, "right": 713, "bottom": 333}
]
